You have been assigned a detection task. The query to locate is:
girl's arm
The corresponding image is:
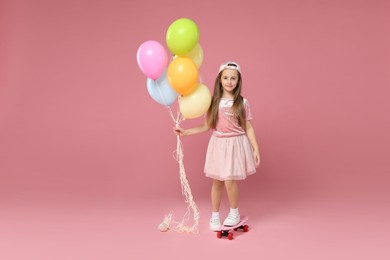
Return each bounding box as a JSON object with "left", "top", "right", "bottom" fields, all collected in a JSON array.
[
  {"left": 173, "top": 121, "right": 210, "bottom": 136},
  {"left": 246, "top": 121, "right": 260, "bottom": 167}
]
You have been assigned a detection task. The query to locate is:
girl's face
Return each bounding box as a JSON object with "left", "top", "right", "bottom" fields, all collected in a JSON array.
[{"left": 220, "top": 69, "right": 239, "bottom": 96}]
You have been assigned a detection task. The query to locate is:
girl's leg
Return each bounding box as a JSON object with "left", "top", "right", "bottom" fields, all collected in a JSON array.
[
  {"left": 223, "top": 180, "right": 240, "bottom": 226},
  {"left": 224, "top": 180, "right": 239, "bottom": 209},
  {"left": 209, "top": 179, "right": 224, "bottom": 231},
  {"left": 211, "top": 179, "right": 224, "bottom": 212}
]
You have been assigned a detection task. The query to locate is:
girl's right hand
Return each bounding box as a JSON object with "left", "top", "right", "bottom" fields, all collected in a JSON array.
[{"left": 173, "top": 127, "right": 185, "bottom": 136}]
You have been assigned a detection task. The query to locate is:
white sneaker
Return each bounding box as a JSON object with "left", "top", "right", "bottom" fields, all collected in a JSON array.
[
  {"left": 209, "top": 218, "right": 221, "bottom": 231},
  {"left": 223, "top": 212, "right": 240, "bottom": 226}
]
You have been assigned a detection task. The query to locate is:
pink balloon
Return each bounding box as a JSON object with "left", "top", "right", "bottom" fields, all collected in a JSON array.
[{"left": 137, "top": 40, "right": 168, "bottom": 80}]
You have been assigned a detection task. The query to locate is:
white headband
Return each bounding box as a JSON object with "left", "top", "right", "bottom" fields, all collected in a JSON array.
[{"left": 219, "top": 61, "right": 241, "bottom": 73}]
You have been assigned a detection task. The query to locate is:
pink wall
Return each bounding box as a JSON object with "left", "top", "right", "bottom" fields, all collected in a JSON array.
[{"left": 1, "top": 0, "right": 389, "bottom": 207}]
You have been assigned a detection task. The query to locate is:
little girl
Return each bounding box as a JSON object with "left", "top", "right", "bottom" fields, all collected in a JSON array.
[{"left": 174, "top": 61, "right": 260, "bottom": 231}]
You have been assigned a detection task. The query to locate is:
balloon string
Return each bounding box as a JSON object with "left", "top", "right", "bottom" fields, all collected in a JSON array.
[
  {"left": 154, "top": 84, "right": 199, "bottom": 234},
  {"left": 171, "top": 127, "right": 200, "bottom": 233}
]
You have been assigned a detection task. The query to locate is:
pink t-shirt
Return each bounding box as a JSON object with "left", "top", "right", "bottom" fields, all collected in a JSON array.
[{"left": 213, "top": 97, "right": 252, "bottom": 138}]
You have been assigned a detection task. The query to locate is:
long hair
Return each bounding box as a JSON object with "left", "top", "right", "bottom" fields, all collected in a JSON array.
[{"left": 206, "top": 70, "right": 246, "bottom": 129}]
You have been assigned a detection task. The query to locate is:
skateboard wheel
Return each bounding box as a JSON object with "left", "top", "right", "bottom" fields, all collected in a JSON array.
[
  {"left": 243, "top": 225, "right": 249, "bottom": 232},
  {"left": 228, "top": 233, "right": 233, "bottom": 240},
  {"left": 217, "top": 231, "right": 222, "bottom": 239}
]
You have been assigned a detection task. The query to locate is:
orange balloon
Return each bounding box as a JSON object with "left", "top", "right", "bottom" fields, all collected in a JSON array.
[{"left": 167, "top": 57, "right": 198, "bottom": 95}]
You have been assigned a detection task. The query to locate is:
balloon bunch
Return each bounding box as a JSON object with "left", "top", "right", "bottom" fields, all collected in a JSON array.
[
  {"left": 136, "top": 18, "right": 208, "bottom": 234},
  {"left": 137, "top": 18, "right": 211, "bottom": 119}
]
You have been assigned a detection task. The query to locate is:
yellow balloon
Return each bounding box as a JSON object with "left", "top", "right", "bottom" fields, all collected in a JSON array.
[
  {"left": 179, "top": 83, "right": 211, "bottom": 119},
  {"left": 182, "top": 43, "right": 204, "bottom": 69},
  {"left": 167, "top": 57, "right": 198, "bottom": 95}
]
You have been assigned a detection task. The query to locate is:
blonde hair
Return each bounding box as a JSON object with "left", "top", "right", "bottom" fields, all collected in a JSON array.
[{"left": 206, "top": 70, "right": 246, "bottom": 129}]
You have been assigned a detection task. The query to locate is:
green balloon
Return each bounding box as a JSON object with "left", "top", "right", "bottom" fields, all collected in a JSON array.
[{"left": 166, "top": 18, "right": 199, "bottom": 56}]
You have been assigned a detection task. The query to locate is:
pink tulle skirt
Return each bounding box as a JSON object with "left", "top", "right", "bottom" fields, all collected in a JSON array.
[{"left": 204, "top": 134, "right": 256, "bottom": 181}]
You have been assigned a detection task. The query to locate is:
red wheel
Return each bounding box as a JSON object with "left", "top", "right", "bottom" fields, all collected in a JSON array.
[
  {"left": 217, "top": 231, "right": 222, "bottom": 239},
  {"left": 228, "top": 233, "right": 233, "bottom": 240},
  {"left": 243, "top": 225, "right": 249, "bottom": 232}
]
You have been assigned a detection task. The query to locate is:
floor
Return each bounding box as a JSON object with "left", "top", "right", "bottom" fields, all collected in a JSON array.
[{"left": 1, "top": 192, "right": 388, "bottom": 260}]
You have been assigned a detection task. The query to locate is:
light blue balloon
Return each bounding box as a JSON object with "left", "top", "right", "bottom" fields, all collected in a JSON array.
[{"left": 146, "top": 70, "right": 177, "bottom": 106}]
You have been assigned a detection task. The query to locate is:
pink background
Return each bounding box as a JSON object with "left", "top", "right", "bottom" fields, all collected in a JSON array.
[{"left": 1, "top": 0, "right": 389, "bottom": 259}]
